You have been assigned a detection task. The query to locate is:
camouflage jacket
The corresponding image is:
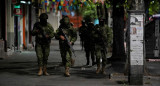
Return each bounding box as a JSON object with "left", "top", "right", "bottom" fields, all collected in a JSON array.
[
  {"left": 79, "top": 25, "right": 87, "bottom": 40},
  {"left": 55, "top": 24, "right": 77, "bottom": 49},
  {"left": 94, "top": 24, "right": 113, "bottom": 47},
  {"left": 94, "top": 25, "right": 108, "bottom": 46},
  {"left": 32, "top": 22, "right": 55, "bottom": 45},
  {"left": 83, "top": 25, "right": 95, "bottom": 48},
  {"left": 104, "top": 25, "right": 113, "bottom": 47}
]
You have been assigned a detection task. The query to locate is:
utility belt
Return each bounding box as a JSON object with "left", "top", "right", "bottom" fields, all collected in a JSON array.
[{"left": 36, "top": 37, "right": 51, "bottom": 45}]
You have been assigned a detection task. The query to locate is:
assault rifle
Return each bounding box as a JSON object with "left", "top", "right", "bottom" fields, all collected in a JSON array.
[
  {"left": 36, "top": 23, "right": 51, "bottom": 44},
  {"left": 59, "top": 27, "right": 77, "bottom": 58}
]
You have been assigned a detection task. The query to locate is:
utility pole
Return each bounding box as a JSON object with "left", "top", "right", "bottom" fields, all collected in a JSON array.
[{"left": 128, "top": 0, "right": 145, "bottom": 85}]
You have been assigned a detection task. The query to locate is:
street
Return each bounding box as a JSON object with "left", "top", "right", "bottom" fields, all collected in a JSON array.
[{"left": 0, "top": 37, "right": 160, "bottom": 86}]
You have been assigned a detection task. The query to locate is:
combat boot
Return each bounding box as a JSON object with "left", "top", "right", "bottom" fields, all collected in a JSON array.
[
  {"left": 64, "top": 67, "right": 70, "bottom": 77},
  {"left": 96, "top": 64, "right": 101, "bottom": 74},
  {"left": 38, "top": 67, "right": 43, "bottom": 76},
  {"left": 43, "top": 66, "right": 50, "bottom": 76},
  {"left": 101, "top": 66, "right": 106, "bottom": 75}
]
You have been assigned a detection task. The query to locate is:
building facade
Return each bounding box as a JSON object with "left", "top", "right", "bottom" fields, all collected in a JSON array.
[{"left": 0, "top": 0, "right": 35, "bottom": 57}]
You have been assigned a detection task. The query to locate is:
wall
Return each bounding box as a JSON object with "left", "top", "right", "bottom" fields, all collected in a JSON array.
[
  {"left": 0, "top": 0, "right": 2, "bottom": 39},
  {"left": 6, "top": 0, "right": 15, "bottom": 51},
  {"left": 47, "top": 12, "right": 60, "bottom": 31}
]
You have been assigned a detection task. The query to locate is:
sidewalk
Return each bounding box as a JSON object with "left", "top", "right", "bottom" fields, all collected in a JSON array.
[{"left": 0, "top": 38, "right": 159, "bottom": 86}]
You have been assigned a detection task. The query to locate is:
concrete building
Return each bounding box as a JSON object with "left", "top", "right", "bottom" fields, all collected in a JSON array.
[
  {"left": 0, "top": 0, "right": 35, "bottom": 57},
  {"left": 0, "top": 0, "right": 62, "bottom": 58}
]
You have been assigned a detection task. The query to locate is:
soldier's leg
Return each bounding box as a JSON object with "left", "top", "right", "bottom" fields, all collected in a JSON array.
[
  {"left": 101, "top": 50, "right": 107, "bottom": 75},
  {"left": 64, "top": 50, "right": 72, "bottom": 77},
  {"left": 80, "top": 38, "right": 83, "bottom": 50},
  {"left": 35, "top": 43, "right": 43, "bottom": 76},
  {"left": 65, "top": 50, "right": 72, "bottom": 67},
  {"left": 95, "top": 47, "right": 101, "bottom": 74},
  {"left": 91, "top": 49, "right": 96, "bottom": 66},
  {"left": 69, "top": 50, "right": 75, "bottom": 67},
  {"left": 43, "top": 44, "right": 50, "bottom": 66},
  {"left": 82, "top": 40, "right": 84, "bottom": 50},
  {"left": 85, "top": 49, "right": 90, "bottom": 65},
  {"left": 43, "top": 44, "right": 50, "bottom": 75},
  {"left": 60, "top": 48, "right": 66, "bottom": 66}
]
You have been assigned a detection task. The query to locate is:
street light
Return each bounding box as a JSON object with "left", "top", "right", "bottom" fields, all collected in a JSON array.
[{"left": 20, "top": 0, "right": 31, "bottom": 4}]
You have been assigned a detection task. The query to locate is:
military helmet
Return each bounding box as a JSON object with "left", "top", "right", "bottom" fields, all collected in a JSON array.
[{"left": 39, "top": 13, "right": 48, "bottom": 19}]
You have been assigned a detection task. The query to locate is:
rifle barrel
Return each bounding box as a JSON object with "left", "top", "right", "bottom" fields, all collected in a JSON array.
[{"left": 60, "top": 28, "right": 77, "bottom": 58}]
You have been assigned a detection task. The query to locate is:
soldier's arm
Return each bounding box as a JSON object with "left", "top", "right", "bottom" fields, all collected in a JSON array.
[
  {"left": 70, "top": 27, "right": 77, "bottom": 43},
  {"left": 47, "top": 24, "right": 55, "bottom": 38},
  {"left": 31, "top": 23, "right": 39, "bottom": 36},
  {"left": 106, "top": 25, "right": 113, "bottom": 47},
  {"left": 92, "top": 28, "right": 98, "bottom": 41},
  {"left": 55, "top": 29, "right": 61, "bottom": 40},
  {"left": 103, "top": 28, "right": 108, "bottom": 46}
]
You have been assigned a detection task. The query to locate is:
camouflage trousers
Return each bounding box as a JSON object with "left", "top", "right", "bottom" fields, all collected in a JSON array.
[
  {"left": 35, "top": 43, "right": 50, "bottom": 67},
  {"left": 60, "top": 47, "right": 72, "bottom": 67},
  {"left": 95, "top": 45, "right": 107, "bottom": 67}
]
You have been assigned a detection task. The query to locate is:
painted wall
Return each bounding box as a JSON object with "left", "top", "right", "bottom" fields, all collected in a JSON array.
[
  {"left": 47, "top": 12, "right": 61, "bottom": 31},
  {"left": 6, "top": 0, "right": 15, "bottom": 52},
  {"left": 4, "top": 0, "right": 17, "bottom": 52}
]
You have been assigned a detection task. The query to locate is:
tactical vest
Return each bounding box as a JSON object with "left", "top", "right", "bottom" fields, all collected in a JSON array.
[{"left": 35, "top": 23, "right": 51, "bottom": 45}]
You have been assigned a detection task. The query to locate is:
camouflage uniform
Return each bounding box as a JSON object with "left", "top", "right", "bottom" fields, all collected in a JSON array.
[
  {"left": 105, "top": 25, "right": 113, "bottom": 52},
  {"left": 55, "top": 16, "right": 77, "bottom": 77},
  {"left": 84, "top": 22, "right": 96, "bottom": 66},
  {"left": 32, "top": 22, "right": 54, "bottom": 66},
  {"left": 94, "top": 18, "right": 110, "bottom": 74},
  {"left": 94, "top": 25, "right": 107, "bottom": 68},
  {"left": 32, "top": 13, "right": 54, "bottom": 76},
  {"left": 94, "top": 24, "right": 113, "bottom": 67},
  {"left": 79, "top": 20, "right": 87, "bottom": 50}
]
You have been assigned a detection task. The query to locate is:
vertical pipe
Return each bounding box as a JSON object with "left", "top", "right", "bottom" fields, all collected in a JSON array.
[
  {"left": 23, "top": 5, "right": 26, "bottom": 49},
  {"left": 0, "top": 0, "right": 2, "bottom": 39},
  {"left": 5, "top": 0, "right": 7, "bottom": 52},
  {"left": 29, "top": 4, "right": 32, "bottom": 43}
]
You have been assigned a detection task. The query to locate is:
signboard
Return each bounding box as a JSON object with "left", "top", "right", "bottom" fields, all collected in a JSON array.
[
  {"left": 14, "top": 8, "right": 22, "bottom": 15},
  {"left": 14, "top": 5, "right": 20, "bottom": 9},
  {"left": 130, "top": 14, "right": 144, "bottom": 65}
]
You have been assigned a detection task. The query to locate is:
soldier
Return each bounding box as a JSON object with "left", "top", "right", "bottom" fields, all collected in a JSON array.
[
  {"left": 79, "top": 20, "right": 87, "bottom": 50},
  {"left": 84, "top": 21, "right": 96, "bottom": 66},
  {"left": 31, "top": 13, "right": 55, "bottom": 76},
  {"left": 55, "top": 16, "right": 77, "bottom": 77},
  {"left": 94, "top": 18, "right": 108, "bottom": 75}
]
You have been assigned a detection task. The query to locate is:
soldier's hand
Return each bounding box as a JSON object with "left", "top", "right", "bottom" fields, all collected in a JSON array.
[{"left": 60, "top": 35, "right": 65, "bottom": 40}]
